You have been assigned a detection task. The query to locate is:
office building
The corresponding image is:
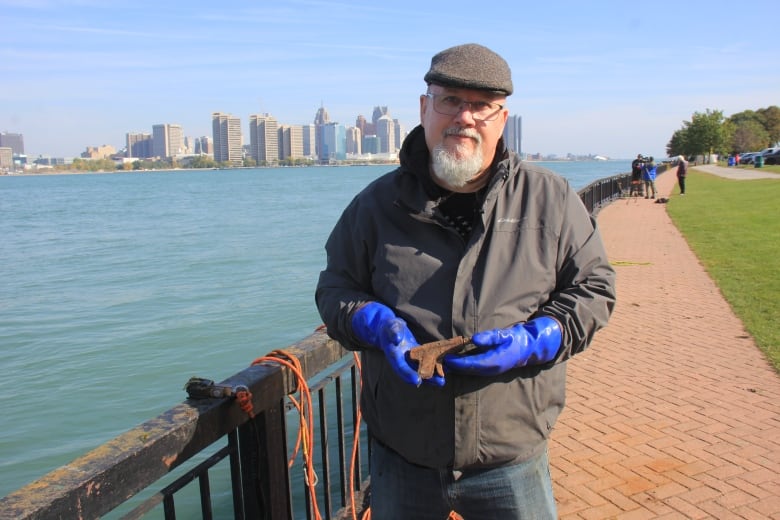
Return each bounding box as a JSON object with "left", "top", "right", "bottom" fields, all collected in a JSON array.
[
  {"left": 375, "top": 115, "right": 395, "bottom": 154},
  {"left": 126, "top": 132, "right": 153, "bottom": 159},
  {"left": 393, "top": 119, "right": 407, "bottom": 151},
  {"left": 249, "top": 114, "right": 279, "bottom": 165},
  {"left": 278, "top": 125, "right": 304, "bottom": 161},
  {"left": 302, "top": 125, "right": 316, "bottom": 158},
  {"left": 0, "top": 132, "right": 24, "bottom": 155},
  {"left": 0, "top": 147, "right": 13, "bottom": 170},
  {"left": 362, "top": 135, "right": 379, "bottom": 155},
  {"left": 346, "top": 127, "right": 362, "bottom": 155},
  {"left": 212, "top": 112, "right": 243, "bottom": 167},
  {"left": 194, "top": 136, "right": 213, "bottom": 156},
  {"left": 313, "top": 105, "right": 330, "bottom": 159},
  {"left": 152, "top": 124, "right": 184, "bottom": 159},
  {"left": 503, "top": 115, "right": 522, "bottom": 155},
  {"left": 320, "top": 122, "right": 346, "bottom": 162}
]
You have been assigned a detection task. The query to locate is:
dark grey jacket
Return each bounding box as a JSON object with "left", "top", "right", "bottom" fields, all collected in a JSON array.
[{"left": 316, "top": 125, "right": 616, "bottom": 470}]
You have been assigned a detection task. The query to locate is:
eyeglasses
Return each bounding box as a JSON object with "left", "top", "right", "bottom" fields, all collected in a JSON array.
[{"left": 424, "top": 93, "right": 504, "bottom": 121}]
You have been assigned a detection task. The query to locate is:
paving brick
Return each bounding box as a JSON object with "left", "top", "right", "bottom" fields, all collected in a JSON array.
[{"left": 550, "top": 168, "right": 780, "bottom": 519}]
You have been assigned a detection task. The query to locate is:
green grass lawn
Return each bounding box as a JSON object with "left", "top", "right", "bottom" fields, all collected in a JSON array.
[{"left": 666, "top": 168, "right": 780, "bottom": 372}]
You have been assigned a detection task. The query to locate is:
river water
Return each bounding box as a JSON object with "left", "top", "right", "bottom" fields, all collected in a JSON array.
[{"left": 0, "top": 160, "right": 630, "bottom": 506}]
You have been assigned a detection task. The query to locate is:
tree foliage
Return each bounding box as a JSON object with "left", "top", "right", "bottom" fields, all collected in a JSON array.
[{"left": 667, "top": 105, "right": 780, "bottom": 158}]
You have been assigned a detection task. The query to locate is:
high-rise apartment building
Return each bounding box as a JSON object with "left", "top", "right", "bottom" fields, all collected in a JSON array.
[
  {"left": 212, "top": 112, "right": 243, "bottom": 167},
  {"left": 278, "top": 125, "right": 304, "bottom": 161},
  {"left": 503, "top": 115, "right": 522, "bottom": 155},
  {"left": 249, "top": 114, "right": 279, "bottom": 165},
  {"left": 126, "top": 132, "right": 153, "bottom": 158},
  {"left": 152, "top": 124, "right": 184, "bottom": 158},
  {"left": 0, "top": 132, "right": 24, "bottom": 155}
]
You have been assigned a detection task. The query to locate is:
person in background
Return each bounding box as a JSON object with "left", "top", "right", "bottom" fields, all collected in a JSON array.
[
  {"left": 677, "top": 155, "right": 688, "bottom": 195},
  {"left": 316, "top": 43, "right": 616, "bottom": 519},
  {"left": 630, "top": 154, "right": 644, "bottom": 197},
  {"left": 642, "top": 156, "right": 657, "bottom": 199}
]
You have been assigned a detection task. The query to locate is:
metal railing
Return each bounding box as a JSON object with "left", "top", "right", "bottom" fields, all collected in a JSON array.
[
  {"left": 0, "top": 332, "right": 368, "bottom": 520},
  {"left": 0, "top": 170, "right": 637, "bottom": 520}
]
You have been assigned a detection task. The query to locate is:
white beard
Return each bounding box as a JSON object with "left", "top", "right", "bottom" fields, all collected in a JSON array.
[{"left": 431, "top": 128, "right": 484, "bottom": 188}]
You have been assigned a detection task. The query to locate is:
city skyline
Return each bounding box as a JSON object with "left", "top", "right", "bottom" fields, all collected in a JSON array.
[{"left": 2, "top": 0, "right": 778, "bottom": 160}]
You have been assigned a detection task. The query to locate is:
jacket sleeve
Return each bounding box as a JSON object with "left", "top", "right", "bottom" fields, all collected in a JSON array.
[
  {"left": 315, "top": 195, "right": 376, "bottom": 350},
  {"left": 536, "top": 185, "right": 616, "bottom": 360}
]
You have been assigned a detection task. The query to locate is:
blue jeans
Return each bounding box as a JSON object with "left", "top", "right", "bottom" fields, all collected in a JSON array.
[{"left": 369, "top": 440, "right": 557, "bottom": 520}]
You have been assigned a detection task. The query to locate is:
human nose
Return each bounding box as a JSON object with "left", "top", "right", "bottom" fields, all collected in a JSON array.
[{"left": 453, "top": 101, "right": 477, "bottom": 123}]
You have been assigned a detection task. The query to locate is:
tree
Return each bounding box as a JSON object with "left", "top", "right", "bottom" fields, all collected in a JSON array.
[
  {"left": 683, "top": 109, "right": 727, "bottom": 161},
  {"left": 730, "top": 119, "right": 770, "bottom": 152},
  {"left": 756, "top": 106, "right": 780, "bottom": 146},
  {"left": 666, "top": 128, "right": 688, "bottom": 158}
]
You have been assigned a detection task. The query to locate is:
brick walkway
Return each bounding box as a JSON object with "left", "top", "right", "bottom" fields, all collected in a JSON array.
[{"left": 549, "top": 168, "right": 780, "bottom": 518}]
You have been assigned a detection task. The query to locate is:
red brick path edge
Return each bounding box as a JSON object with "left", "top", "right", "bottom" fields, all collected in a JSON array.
[{"left": 549, "top": 169, "right": 780, "bottom": 519}]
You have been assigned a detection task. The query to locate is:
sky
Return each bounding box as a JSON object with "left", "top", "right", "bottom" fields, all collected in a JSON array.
[{"left": 2, "top": 0, "right": 778, "bottom": 160}]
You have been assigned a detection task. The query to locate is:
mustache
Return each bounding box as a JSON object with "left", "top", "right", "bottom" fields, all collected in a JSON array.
[{"left": 444, "top": 127, "right": 481, "bottom": 142}]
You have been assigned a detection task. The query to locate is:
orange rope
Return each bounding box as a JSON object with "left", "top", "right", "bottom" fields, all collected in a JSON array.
[
  {"left": 245, "top": 349, "right": 322, "bottom": 520},
  {"left": 238, "top": 342, "right": 461, "bottom": 520}
]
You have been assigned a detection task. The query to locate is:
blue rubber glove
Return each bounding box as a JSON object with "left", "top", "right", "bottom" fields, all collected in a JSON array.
[
  {"left": 443, "top": 317, "right": 562, "bottom": 376},
  {"left": 351, "top": 302, "right": 423, "bottom": 387}
]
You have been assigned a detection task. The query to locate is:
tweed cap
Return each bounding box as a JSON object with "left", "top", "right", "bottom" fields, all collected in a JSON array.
[{"left": 424, "top": 43, "right": 513, "bottom": 96}]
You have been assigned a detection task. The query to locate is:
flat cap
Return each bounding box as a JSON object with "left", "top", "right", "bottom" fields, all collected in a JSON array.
[{"left": 424, "top": 43, "right": 513, "bottom": 96}]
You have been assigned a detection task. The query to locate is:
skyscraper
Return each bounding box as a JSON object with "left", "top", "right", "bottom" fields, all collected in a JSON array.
[
  {"left": 503, "top": 115, "right": 522, "bottom": 155},
  {"left": 375, "top": 115, "right": 396, "bottom": 154},
  {"left": 278, "top": 125, "right": 304, "bottom": 161},
  {"left": 302, "top": 125, "right": 316, "bottom": 158},
  {"left": 212, "top": 112, "right": 242, "bottom": 167},
  {"left": 320, "top": 122, "right": 346, "bottom": 162},
  {"left": 249, "top": 114, "right": 279, "bottom": 164},
  {"left": 152, "top": 124, "right": 184, "bottom": 159},
  {"left": 346, "top": 126, "right": 362, "bottom": 155},
  {"left": 393, "top": 119, "right": 407, "bottom": 152},
  {"left": 314, "top": 105, "right": 330, "bottom": 160}
]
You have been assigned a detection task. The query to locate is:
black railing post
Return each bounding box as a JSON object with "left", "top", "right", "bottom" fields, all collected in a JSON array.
[{"left": 239, "top": 401, "right": 292, "bottom": 520}]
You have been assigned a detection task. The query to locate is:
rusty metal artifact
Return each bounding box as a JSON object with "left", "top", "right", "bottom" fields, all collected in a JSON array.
[{"left": 409, "top": 336, "right": 471, "bottom": 379}]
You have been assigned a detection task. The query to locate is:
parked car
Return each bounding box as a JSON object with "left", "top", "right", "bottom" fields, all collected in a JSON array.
[
  {"left": 760, "top": 146, "right": 780, "bottom": 157},
  {"left": 763, "top": 149, "right": 780, "bottom": 165},
  {"left": 739, "top": 152, "right": 759, "bottom": 164}
]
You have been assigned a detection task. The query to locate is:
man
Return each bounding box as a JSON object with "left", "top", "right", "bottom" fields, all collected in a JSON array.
[
  {"left": 630, "top": 154, "right": 644, "bottom": 197},
  {"left": 642, "top": 156, "right": 657, "bottom": 199},
  {"left": 677, "top": 155, "right": 688, "bottom": 195},
  {"left": 316, "top": 43, "right": 616, "bottom": 519}
]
